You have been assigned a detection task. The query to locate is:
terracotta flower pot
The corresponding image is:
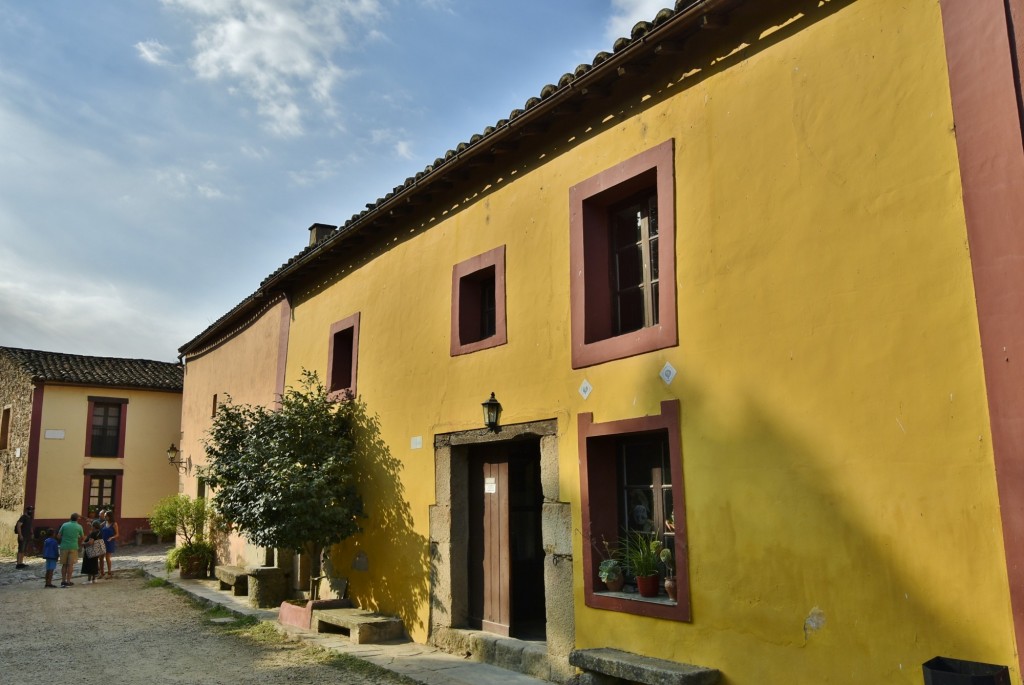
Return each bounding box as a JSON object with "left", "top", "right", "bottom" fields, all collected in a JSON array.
[{"left": 636, "top": 574, "right": 660, "bottom": 597}]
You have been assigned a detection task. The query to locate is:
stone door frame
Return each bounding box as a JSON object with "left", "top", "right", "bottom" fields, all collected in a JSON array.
[{"left": 429, "top": 419, "right": 575, "bottom": 682}]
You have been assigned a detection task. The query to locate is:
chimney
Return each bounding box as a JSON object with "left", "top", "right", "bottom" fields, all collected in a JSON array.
[{"left": 308, "top": 223, "right": 337, "bottom": 246}]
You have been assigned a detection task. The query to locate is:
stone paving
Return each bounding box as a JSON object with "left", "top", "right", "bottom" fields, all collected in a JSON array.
[
  {"left": 2, "top": 543, "right": 554, "bottom": 685},
  {"left": 0, "top": 541, "right": 170, "bottom": 586}
]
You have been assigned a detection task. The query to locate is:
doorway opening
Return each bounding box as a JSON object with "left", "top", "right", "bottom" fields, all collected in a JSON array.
[
  {"left": 430, "top": 419, "right": 575, "bottom": 682},
  {"left": 467, "top": 441, "right": 546, "bottom": 640}
]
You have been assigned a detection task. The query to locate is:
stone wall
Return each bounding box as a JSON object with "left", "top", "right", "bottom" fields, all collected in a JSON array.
[{"left": 0, "top": 353, "right": 34, "bottom": 550}]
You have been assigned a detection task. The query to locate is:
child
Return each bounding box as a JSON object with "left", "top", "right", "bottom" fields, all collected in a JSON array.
[
  {"left": 42, "top": 529, "right": 59, "bottom": 588},
  {"left": 80, "top": 521, "right": 103, "bottom": 584}
]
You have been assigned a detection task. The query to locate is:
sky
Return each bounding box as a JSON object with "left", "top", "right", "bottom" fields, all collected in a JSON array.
[{"left": 0, "top": 0, "right": 668, "bottom": 362}]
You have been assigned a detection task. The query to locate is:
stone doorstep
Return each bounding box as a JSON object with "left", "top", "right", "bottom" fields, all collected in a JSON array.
[
  {"left": 213, "top": 565, "right": 248, "bottom": 596},
  {"left": 312, "top": 607, "right": 405, "bottom": 645},
  {"left": 569, "top": 648, "right": 720, "bottom": 685}
]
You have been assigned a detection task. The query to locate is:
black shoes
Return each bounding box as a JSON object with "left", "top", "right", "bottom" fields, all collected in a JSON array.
[{"left": 15, "top": 563, "right": 27, "bottom": 569}]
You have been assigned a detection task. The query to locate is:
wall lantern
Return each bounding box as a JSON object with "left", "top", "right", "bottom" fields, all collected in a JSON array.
[
  {"left": 482, "top": 392, "right": 502, "bottom": 432},
  {"left": 166, "top": 443, "right": 192, "bottom": 475}
]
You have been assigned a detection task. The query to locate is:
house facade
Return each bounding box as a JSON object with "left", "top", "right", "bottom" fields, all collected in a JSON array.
[
  {"left": 177, "top": 1, "right": 1024, "bottom": 683},
  {"left": 0, "top": 347, "right": 183, "bottom": 545}
]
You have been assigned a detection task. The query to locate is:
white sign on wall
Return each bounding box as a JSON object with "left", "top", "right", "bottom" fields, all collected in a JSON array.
[{"left": 44, "top": 429, "right": 65, "bottom": 440}]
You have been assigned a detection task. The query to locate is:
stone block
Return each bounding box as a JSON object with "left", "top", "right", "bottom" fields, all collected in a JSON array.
[
  {"left": 569, "top": 648, "right": 720, "bottom": 685},
  {"left": 246, "top": 565, "right": 287, "bottom": 609}
]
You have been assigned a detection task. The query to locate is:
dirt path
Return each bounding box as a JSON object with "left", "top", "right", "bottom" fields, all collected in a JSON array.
[{"left": 0, "top": 551, "right": 407, "bottom": 685}]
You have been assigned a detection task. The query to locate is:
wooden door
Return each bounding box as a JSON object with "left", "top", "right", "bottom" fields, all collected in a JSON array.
[{"left": 469, "top": 453, "right": 511, "bottom": 636}]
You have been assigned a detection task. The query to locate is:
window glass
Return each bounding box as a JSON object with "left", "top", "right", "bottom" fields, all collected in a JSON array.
[{"left": 91, "top": 404, "right": 121, "bottom": 457}]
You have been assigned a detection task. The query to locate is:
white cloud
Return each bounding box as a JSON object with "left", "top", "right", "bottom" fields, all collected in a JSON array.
[
  {"left": 605, "top": 0, "right": 666, "bottom": 42},
  {"left": 240, "top": 144, "right": 269, "bottom": 159},
  {"left": 135, "top": 39, "right": 173, "bottom": 66},
  {"left": 394, "top": 140, "right": 413, "bottom": 160},
  {"left": 161, "top": 0, "right": 382, "bottom": 137},
  {"left": 197, "top": 184, "right": 224, "bottom": 199},
  {"left": 155, "top": 168, "right": 226, "bottom": 200},
  {"left": 370, "top": 128, "right": 413, "bottom": 159},
  {"left": 288, "top": 158, "right": 338, "bottom": 185},
  {"left": 0, "top": 247, "right": 187, "bottom": 361}
]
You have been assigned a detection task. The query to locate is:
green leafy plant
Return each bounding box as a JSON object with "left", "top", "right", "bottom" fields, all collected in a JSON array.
[
  {"left": 150, "top": 494, "right": 218, "bottom": 575},
  {"left": 660, "top": 546, "right": 674, "bottom": 580},
  {"left": 598, "top": 558, "right": 623, "bottom": 583},
  {"left": 149, "top": 494, "right": 214, "bottom": 546},
  {"left": 203, "top": 369, "right": 367, "bottom": 599},
  {"left": 166, "top": 540, "right": 216, "bottom": 574},
  {"left": 621, "top": 530, "right": 663, "bottom": 578}
]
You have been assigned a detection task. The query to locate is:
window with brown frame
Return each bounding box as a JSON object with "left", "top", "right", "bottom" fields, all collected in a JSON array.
[
  {"left": 569, "top": 139, "right": 678, "bottom": 369},
  {"left": 88, "top": 475, "right": 116, "bottom": 512},
  {"left": 88, "top": 397, "right": 123, "bottom": 456},
  {"left": 327, "top": 312, "right": 360, "bottom": 399},
  {"left": 451, "top": 245, "right": 507, "bottom": 356},
  {"left": 578, "top": 400, "right": 690, "bottom": 621}
]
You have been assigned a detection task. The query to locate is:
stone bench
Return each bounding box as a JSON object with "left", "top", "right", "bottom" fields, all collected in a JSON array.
[
  {"left": 569, "top": 648, "right": 720, "bottom": 685},
  {"left": 133, "top": 529, "right": 170, "bottom": 546},
  {"left": 312, "top": 607, "right": 405, "bottom": 644},
  {"left": 214, "top": 565, "right": 249, "bottom": 596}
]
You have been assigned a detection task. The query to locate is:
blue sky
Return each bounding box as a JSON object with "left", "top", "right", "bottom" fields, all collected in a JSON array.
[{"left": 0, "top": 0, "right": 665, "bottom": 362}]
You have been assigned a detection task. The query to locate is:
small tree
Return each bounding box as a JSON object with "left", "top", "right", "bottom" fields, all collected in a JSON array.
[
  {"left": 149, "top": 494, "right": 217, "bottom": 575},
  {"left": 203, "top": 370, "right": 365, "bottom": 599},
  {"left": 149, "top": 494, "right": 213, "bottom": 546}
]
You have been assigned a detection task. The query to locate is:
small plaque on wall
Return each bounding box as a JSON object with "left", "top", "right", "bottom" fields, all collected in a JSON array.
[{"left": 44, "top": 429, "right": 65, "bottom": 440}]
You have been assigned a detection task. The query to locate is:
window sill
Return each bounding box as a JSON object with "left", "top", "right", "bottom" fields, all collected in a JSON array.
[{"left": 594, "top": 589, "right": 676, "bottom": 606}]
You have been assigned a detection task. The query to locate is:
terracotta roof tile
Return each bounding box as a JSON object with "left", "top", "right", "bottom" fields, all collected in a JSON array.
[{"left": 0, "top": 347, "right": 183, "bottom": 391}]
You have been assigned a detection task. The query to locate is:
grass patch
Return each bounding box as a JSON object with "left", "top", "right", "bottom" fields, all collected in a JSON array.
[{"left": 145, "top": 580, "right": 415, "bottom": 684}]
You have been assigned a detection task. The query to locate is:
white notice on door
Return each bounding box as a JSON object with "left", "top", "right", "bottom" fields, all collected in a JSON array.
[{"left": 484, "top": 477, "right": 497, "bottom": 494}]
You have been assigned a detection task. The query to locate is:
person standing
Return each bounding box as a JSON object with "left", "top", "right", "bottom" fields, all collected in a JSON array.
[
  {"left": 42, "top": 529, "right": 59, "bottom": 588},
  {"left": 14, "top": 504, "right": 33, "bottom": 568},
  {"left": 100, "top": 511, "right": 118, "bottom": 579},
  {"left": 80, "top": 521, "right": 103, "bottom": 583},
  {"left": 56, "top": 513, "right": 84, "bottom": 587}
]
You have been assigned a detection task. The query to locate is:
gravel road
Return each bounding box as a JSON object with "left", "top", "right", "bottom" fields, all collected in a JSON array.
[{"left": 0, "top": 546, "right": 407, "bottom": 685}]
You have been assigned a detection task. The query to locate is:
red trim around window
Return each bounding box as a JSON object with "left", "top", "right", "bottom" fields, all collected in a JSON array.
[
  {"left": 579, "top": 399, "right": 690, "bottom": 621},
  {"left": 450, "top": 245, "right": 508, "bottom": 356},
  {"left": 569, "top": 139, "right": 678, "bottom": 369},
  {"left": 84, "top": 396, "right": 128, "bottom": 458},
  {"left": 327, "top": 312, "right": 360, "bottom": 400}
]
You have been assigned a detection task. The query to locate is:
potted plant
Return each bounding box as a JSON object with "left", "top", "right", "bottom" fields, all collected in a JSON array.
[
  {"left": 622, "top": 530, "right": 662, "bottom": 598},
  {"left": 149, "top": 494, "right": 217, "bottom": 579},
  {"left": 660, "top": 546, "right": 677, "bottom": 601},
  {"left": 599, "top": 558, "right": 625, "bottom": 592},
  {"left": 166, "top": 540, "right": 216, "bottom": 578}
]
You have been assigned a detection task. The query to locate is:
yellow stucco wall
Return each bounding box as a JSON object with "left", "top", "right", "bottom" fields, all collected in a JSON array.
[
  {"left": 192, "top": 0, "right": 1016, "bottom": 682},
  {"left": 179, "top": 298, "right": 288, "bottom": 566},
  {"left": 34, "top": 385, "right": 181, "bottom": 524}
]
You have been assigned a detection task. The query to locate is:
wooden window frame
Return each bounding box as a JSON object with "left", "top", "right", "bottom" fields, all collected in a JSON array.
[
  {"left": 569, "top": 139, "right": 678, "bottom": 369},
  {"left": 84, "top": 397, "right": 128, "bottom": 459},
  {"left": 578, "top": 399, "right": 691, "bottom": 621},
  {"left": 327, "top": 312, "right": 360, "bottom": 400},
  {"left": 451, "top": 245, "right": 508, "bottom": 356},
  {"left": 81, "top": 468, "right": 123, "bottom": 519}
]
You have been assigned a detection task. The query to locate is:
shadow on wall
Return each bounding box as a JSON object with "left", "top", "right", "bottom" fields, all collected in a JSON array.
[
  {"left": 607, "top": 350, "right": 1008, "bottom": 684},
  {"left": 329, "top": 407, "right": 431, "bottom": 636}
]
